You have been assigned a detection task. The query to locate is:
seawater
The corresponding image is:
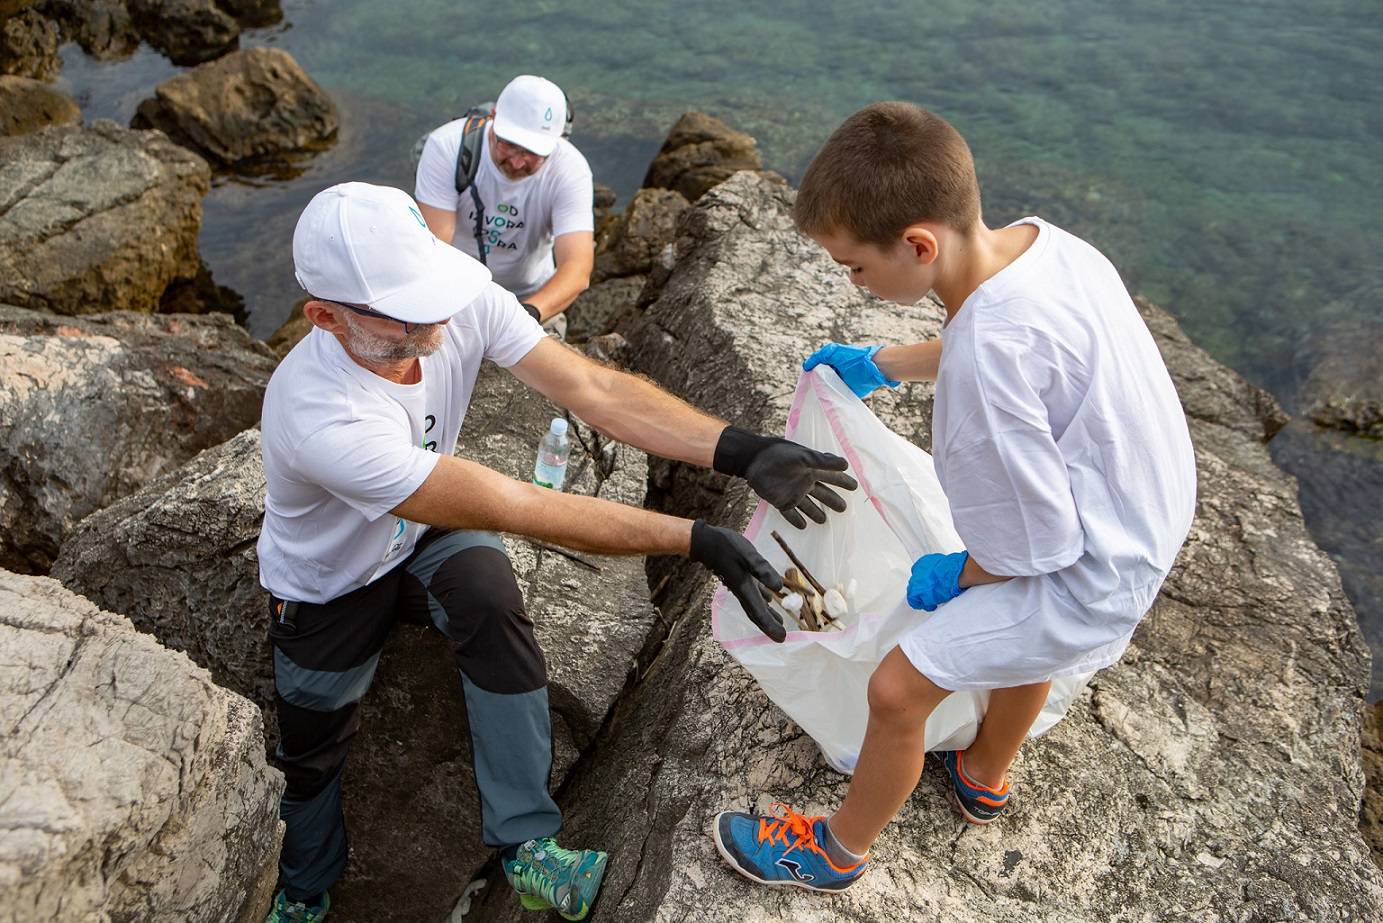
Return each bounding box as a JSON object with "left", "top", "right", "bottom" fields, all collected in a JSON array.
[{"left": 54, "top": 0, "right": 1383, "bottom": 696}]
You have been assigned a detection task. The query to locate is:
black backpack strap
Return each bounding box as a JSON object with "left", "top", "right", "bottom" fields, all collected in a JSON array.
[{"left": 454, "top": 107, "right": 493, "bottom": 267}]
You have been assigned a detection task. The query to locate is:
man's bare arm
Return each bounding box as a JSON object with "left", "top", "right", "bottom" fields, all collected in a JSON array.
[
  {"left": 393, "top": 453, "right": 692, "bottom": 556},
  {"left": 508, "top": 337, "right": 725, "bottom": 467},
  {"left": 418, "top": 202, "right": 457, "bottom": 245},
  {"left": 525, "top": 231, "right": 594, "bottom": 321},
  {"left": 874, "top": 340, "right": 943, "bottom": 382}
]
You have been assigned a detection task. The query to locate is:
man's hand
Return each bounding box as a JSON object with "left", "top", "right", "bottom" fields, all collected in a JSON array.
[
  {"left": 689, "top": 520, "right": 787, "bottom": 642},
  {"left": 803, "top": 343, "right": 901, "bottom": 398},
  {"left": 906, "top": 551, "right": 970, "bottom": 611},
  {"left": 713, "top": 426, "right": 858, "bottom": 529}
]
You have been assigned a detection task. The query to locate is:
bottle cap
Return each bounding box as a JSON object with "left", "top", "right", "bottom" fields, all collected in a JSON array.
[{"left": 549, "top": 417, "right": 568, "bottom": 436}]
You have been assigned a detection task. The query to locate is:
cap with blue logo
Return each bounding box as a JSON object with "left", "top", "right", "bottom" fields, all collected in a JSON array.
[
  {"left": 493, "top": 75, "right": 566, "bottom": 157},
  {"left": 292, "top": 182, "right": 491, "bottom": 324}
]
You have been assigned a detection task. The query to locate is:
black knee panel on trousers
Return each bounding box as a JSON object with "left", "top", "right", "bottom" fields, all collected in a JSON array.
[{"left": 404, "top": 544, "right": 547, "bottom": 695}]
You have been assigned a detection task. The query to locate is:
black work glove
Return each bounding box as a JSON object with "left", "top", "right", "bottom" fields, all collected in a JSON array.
[
  {"left": 689, "top": 520, "right": 786, "bottom": 642},
  {"left": 713, "top": 425, "right": 859, "bottom": 529}
]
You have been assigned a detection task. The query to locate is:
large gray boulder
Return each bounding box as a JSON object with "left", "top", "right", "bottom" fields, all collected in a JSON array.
[
  {"left": 0, "top": 121, "right": 211, "bottom": 315},
  {"left": 0, "top": 74, "right": 78, "bottom": 136},
  {"left": 0, "top": 306, "right": 275, "bottom": 573},
  {"left": 132, "top": 47, "right": 338, "bottom": 170},
  {"left": 468, "top": 172, "right": 1383, "bottom": 921},
  {"left": 0, "top": 570, "right": 282, "bottom": 923},
  {"left": 52, "top": 358, "right": 663, "bottom": 922}
]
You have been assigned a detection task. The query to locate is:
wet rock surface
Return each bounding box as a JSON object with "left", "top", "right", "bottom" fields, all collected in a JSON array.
[
  {"left": 1298, "top": 313, "right": 1383, "bottom": 438},
  {"left": 469, "top": 172, "right": 1382, "bottom": 921},
  {"left": 52, "top": 355, "right": 663, "bottom": 922},
  {"left": 0, "top": 569, "right": 283, "bottom": 923},
  {"left": 40, "top": 0, "right": 138, "bottom": 59},
  {"left": 642, "top": 111, "right": 764, "bottom": 203},
  {"left": 132, "top": 47, "right": 338, "bottom": 170},
  {"left": 0, "top": 306, "right": 274, "bottom": 573},
  {"left": 126, "top": 0, "right": 239, "bottom": 65},
  {"left": 0, "top": 121, "right": 210, "bottom": 315},
  {"left": 0, "top": 74, "right": 78, "bottom": 136}
]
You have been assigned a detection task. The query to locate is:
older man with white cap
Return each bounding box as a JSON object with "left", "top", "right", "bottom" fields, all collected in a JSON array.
[
  {"left": 415, "top": 74, "right": 594, "bottom": 331},
  {"left": 258, "top": 181, "right": 858, "bottom": 922}
]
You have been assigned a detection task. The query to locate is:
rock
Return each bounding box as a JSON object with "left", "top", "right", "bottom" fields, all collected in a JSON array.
[
  {"left": 127, "top": 0, "right": 239, "bottom": 66},
  {"left": 0, "top": 570, "right": 283, "bottom": 923},
  {"left": 1364, "top": 701, "right": 1383, "bottom": 870},
  {"left": 583, "top": 331, "right": 632, "bottom": 367},
  {"left": 468, "top": 172, "right": 1383, "bottom": 921},
  {"left": 592, "top": 181, "right": 617, "bottom": 236},
  {"left": 642, "top": 111, "right": 764, "bottom": 203},
  {"left": 593, "top": 187, "right": 689, "bottom": 284},
  {"left": 215, "top": 0, "right": 281, "bottom": 28},
  {"left": 1136, "top": 294, "right": 1289, "bottom": 444},
  {"left": 264, "top": 295, "right": 311, "bottom": 357},
  {"left": 132, "top": 47, "right": 338, "bottom": 170},
  {"left": 0, "top": 74, "right": 78, "bottom": 136},
  {"left": 565, "top": 275, "right": 646, "bottom": 343},
  {"left": 52, "top": 362, "right": 663, "bottom": 922},
  {"left": 0, "top": 7, "right": 58, "bottom": 80},
  {"left": 40, "top": 0, "right": 138, "bottom": 60},
  {"left": 0, "top": 121, "right": 211, "bottom": 315},
  {"left": 0, "top": 0, "right": 37, "bottom": 20},
  {"left": 0, "top": 305, "right": 275, "bottom": 573},
  {"left": 1299, "top": 311, "right": 1383, "bottom": 438}
]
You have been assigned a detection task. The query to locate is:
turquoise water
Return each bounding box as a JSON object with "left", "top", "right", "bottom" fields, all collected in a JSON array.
[{"left": 55, "top": 0, "right": 1383, "bottom": 694}]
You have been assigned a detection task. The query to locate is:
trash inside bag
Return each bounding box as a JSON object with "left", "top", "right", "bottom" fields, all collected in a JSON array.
[{"left": 712, "top": 368, "right": 1093, "bottom": 773}]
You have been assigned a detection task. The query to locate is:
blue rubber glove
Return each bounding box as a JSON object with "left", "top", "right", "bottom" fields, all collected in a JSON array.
[
  {"left": 906, "top": 551, "right": 970, "bottom": 611},
  {"left": 802, "top": 343, "right": 901, "bottom": 399}
]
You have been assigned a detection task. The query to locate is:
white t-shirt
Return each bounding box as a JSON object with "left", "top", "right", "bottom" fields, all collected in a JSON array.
[
  {"left": 415, "top": 123, "right": 594, "bottom": 298},
  {"left": 901, "top": 217, "right": 1196, "bottom": 690},
  {"left": 257, "top": 282, "right": 545, "bottom": 603}
]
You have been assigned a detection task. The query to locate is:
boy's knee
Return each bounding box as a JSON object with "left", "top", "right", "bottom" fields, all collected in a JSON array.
[{"left": 867, "top": 649, "right": 948, "bottom": 721}]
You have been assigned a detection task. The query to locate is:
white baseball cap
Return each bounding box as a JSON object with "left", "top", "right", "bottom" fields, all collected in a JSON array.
[
  {"left": 492, "top": 75, "right": 566, "bottom": 157},
  {"left": 292, "top": 182, "right": 491, "bottom": 324}
]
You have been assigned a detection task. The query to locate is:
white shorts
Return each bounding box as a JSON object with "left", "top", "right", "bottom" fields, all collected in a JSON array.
[{"left": 897, "top": 575, "right": 1141, "bottom": 690}]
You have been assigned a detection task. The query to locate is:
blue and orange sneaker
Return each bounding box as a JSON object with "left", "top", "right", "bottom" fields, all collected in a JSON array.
[
  {"left": 711, "top": 803, "right": 867, "bottom": 892},
  {"left": 941, "top": 750, "right": 1010, "bottom": 824}
]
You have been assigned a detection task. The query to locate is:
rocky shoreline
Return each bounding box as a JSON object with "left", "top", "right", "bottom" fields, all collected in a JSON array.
[{"left": 2, "top": 5, "right": 1381, "bottom": 920}]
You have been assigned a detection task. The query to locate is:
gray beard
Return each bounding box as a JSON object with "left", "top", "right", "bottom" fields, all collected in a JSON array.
[{"left": 342, "top": 314, "right": 444, "bottom": 363}]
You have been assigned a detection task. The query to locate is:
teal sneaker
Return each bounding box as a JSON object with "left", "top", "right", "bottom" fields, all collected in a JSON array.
[
  {"left": 264, "top": 889, "right": 329, "bottom": 922},
  {"left": 502, "top": 836, "right": 608, "bottom": 921}
]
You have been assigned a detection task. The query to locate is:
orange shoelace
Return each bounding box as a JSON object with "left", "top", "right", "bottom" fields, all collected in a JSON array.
[
  {"left": 755, "top": 803, "right": 820, "bottom": 854},
  {"left": 754, "top": 803, "right": 865, "bottom": 872}
]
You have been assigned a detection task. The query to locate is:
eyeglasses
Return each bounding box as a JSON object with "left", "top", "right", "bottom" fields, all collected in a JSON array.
[
  {"left": 332, "top": 301, "right": 419, "bottom": 335},
  {"left": 492, "top": 134, "right": 548, "bottom": 167}
]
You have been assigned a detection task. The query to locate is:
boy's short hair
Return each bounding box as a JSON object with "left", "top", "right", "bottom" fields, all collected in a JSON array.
[{"left": 795, "top": 102, "right": 981, "bottom": 245}]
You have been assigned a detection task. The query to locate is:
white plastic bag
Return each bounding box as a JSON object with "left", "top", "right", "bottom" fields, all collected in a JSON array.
[{"left": 712, "top": 368, "right": 1093, "bottom": 773}]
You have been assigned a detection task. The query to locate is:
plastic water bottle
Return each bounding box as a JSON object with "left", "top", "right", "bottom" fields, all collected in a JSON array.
[{"left": 532, "top": 417, "right": 571, "bottom": 490}]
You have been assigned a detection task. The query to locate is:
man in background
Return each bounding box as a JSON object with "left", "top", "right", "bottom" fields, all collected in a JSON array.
[{"left": 415, "top": 74, "right": 593, "bottom": 334}]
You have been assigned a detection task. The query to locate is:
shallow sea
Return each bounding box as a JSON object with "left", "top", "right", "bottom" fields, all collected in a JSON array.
[{"left": 53, "top": 0, "right": 1383, "bottom": 696}]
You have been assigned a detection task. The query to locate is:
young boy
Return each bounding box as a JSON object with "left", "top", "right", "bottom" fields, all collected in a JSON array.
[{"left": 711, "top": 102, "right": 1197, "bottom": 891}]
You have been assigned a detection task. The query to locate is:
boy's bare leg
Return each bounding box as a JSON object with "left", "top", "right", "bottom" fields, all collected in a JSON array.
[
  {"left": 828, "top": 647, "right": 953, "bottom": 854},
  {"left": 960, "top": 681, "right": 1052, "bottom": 789}
]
